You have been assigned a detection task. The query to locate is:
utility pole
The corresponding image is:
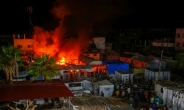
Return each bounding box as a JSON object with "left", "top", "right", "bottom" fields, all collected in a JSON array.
[
  {"left": 158, "top": 50, "right": 163, "bottom": 80},
  {"left": 27, "top": 6, "right": 33, "bottom": 34}
]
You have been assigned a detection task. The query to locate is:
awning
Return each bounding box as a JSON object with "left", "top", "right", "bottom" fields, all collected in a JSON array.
[{"left": 0, "top": 80, "right": 74, "bottom": 102}]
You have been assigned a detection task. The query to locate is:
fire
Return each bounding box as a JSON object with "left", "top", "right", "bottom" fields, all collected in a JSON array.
[
  {"left": 56, "top": 57, "right": 66, "bottom": 65},
  {"left": 32, "top": 3, "right": 90, "bottom": 62}
]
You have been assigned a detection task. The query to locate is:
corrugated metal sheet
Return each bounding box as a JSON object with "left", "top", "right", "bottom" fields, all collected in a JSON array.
[{"left": 0, "top": 80, "right": 74, "bottom": 102}]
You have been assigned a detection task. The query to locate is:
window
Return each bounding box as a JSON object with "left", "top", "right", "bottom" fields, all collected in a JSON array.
[
  {"left": 94, "top": 54, "right": 97, "bottom": 56},
  {"left": 176, "top": 42, "right": 180, "bottom": 47},
  {"left": 176, "top": 33, "right": 180, "bottom": 38},
  {"left": 17, "top": 45, "right": 22, "bottom": 48},
  {"left": 28, "top": 45, "right": 33, "bottom": 48},
  {"left": 182, "top": 33, "right": 184, "bottom": 38}
]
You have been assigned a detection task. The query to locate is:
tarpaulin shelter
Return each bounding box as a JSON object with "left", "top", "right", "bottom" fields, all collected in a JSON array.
[
  {"left": 0, "top": 80, "right": 74, "bottom": 102},
  {"left": 132, "top": 54, "right": 151, "bottom": 68},
  {"left": 81, "top": 80, "right": 93, "bottom": 91},
  {"left": 102, "top": 61, "right": 129, "bottom": 74},
  {"left": 119, "top": 54, "right": 134, "bottom": 64},
  {"left": 93, "top": 80, "right": 114, "bottom": 97},
  {"left": 155, "top": 80, "right": 184, "bottom": 109},
  {"left": 115, "top": 70, "right": 134, "bottom": 84},
  {"left": 144, "top": 68, "right": 170, "bottom": 81}
]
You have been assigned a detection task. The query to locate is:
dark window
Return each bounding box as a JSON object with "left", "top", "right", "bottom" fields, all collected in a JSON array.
[
  {"left": 28, "top": 45, "right": 33, "bottom": 48},
  {"left": 176, "top": 33, "right": 180, "bottom": 38},
  {"left": 17, "top": 45, "right": 22, "bottom": 48},
  {"left": 94, "top": 54, "right": 97, "bottom": 56},
  {"left": 182, "top": 33, "right": 184, "bottom": 38},
  {"left": 176, "top": 42, "right": 180, "bottom": 47}
]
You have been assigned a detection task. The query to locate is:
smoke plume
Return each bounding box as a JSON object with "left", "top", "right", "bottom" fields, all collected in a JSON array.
[{"left": 33, "top": 0, "right": 132, "bottom": 62}]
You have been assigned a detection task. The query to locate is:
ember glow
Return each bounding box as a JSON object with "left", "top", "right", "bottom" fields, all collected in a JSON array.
[{"left": 33, "top": 5, "right": 90, "bottom": 65}]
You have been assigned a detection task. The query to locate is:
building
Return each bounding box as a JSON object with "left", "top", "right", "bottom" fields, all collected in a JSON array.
[
  {"left": 175, "top": 28, "right": 184, "bottom": 51},
  {"left": 13, "top": 34, "right": 35, "bottom": 55}
]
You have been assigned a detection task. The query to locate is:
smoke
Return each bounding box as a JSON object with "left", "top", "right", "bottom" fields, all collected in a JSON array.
[{"left": 33, "top": 0, "right": 132, "bottom": 62}]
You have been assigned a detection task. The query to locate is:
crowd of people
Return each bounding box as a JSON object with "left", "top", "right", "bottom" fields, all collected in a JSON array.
[{"left": 112, "top": 81, "right": 169, "bottom": 110}]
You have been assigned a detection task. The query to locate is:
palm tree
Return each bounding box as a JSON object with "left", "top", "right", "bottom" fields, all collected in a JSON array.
[
  {"left": 0, "top": 45, "right": 23, "bottom": 83},
  {"left": 27, "top": 54, "right": 60, "bottom": 81}
]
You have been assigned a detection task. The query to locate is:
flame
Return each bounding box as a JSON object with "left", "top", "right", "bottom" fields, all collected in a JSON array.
[
  {"left": 56, "top": 57, "right": 66, "bottom": 65},
  {"left": 32, "top": 4, "right": 90, "bottom": 63}
]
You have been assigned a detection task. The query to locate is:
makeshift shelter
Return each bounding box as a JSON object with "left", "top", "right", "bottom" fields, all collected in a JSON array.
[
  {"left": 155, "top": 80, "right": 184, "bottom": 109},
  {"left": 119, "top": 54, "right": 134, "bottom": 64},
  {"left": 93, "top": 80, "right": 114, "bottom": 97},
  {"left": 144, "top": 68, "right": 170, "bottom": 81},
  {"left": 81, "top": 80, "right": 93, "bottom": 91},
  {"left": 79, "top": 54, "right": 102, "bottom": 65},
  {"left": 58, "top": 65, "right": 94, "bottom": 82},
  {"left": 114, "top": 70, "right": 134, "bottom": 84},
  {"left": 132, "top": 54, "right": 151, "bottom": 68},
  {"left": 147, "top": 59, "right": 166, "bottom": 69},
  {"left": 102, "top": 61, "right": 129, "bottom": 74}
]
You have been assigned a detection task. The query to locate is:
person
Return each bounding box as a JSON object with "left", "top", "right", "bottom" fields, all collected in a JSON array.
[
  {"left": 122, "top": 91, "right": 125, "bottom": 98},
  {"left": 144, "top": 91, "right": 148, "bottom": 102},
  {"left": 151, "top": 104, "right": 156, "bottom": 110},
  {"left": 101, "top": 91, "right": 104, "bottom": 97},
  {"left": 149, "top": 106, "right": 153, "bottom": 110},
  {"left": 115, "top": 90, "right": 120, "bottom": 98},
  {"left": 127, "top": 86, "right": 131, "bottom": 98},
  {"left": 150, "top": 96, "right": 154, "bottom": 105},
  {"left": 129, "top": 96, "right": 133, "bottom": 107},
  {"left": 163, "top": 104, "right": 168, "bottom": 110},
  {"left": 155, "top": 100, "right": 159, "bottom": 108}
]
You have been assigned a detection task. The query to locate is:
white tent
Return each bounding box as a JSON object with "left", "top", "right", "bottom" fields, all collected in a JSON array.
[
  {"left": 155, "top": 81, "right": 184, "bottom": 109},
  {"left": 93, "top": 80, "right": 114, "bottom": 97},
  {"left": 144, "top": 68, "right": 170, "bottom": 81},
  {"left": 115, "top": 70, "right": 134, "bottom": 84},
  {"left": 81, "top": 80, "right": 93, "bottom": 92}
]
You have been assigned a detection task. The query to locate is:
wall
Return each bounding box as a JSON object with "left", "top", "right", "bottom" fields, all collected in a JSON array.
[{"left": 175, "top": 28, "right": 184, "bottom": 50}]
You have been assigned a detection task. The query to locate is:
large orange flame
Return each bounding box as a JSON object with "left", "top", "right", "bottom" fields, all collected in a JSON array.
[{"left": 33, "top": 5, "right": 90, "bottom": 65}]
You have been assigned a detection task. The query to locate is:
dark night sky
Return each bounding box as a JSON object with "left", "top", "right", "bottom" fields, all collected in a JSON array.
[{"left": 0, "top": 0, "right": 183, "bottom": 34}]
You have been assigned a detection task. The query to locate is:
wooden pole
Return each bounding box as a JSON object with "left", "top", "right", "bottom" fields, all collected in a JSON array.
[{"left": 158, "top": 50, "right": 163, "bottom": 80}]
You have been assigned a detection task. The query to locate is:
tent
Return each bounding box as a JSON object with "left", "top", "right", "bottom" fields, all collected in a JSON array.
[
  {"left": 144, "top": 68, "right": 170, "bottom": 81},
  {"left": 155, "top": 80, "right": 184, "bottom": 109},
  {"left": 102, "top": 61, "right": 129, "bottom": 74},
  {"left": 132, "top": 54, "right": 151, "bottom": 68},
  {"left": 93, "top": 80, "right": 114, "bottom": 97},
  {"left": 81, "top": 80, "right": 93, "bottom": 91},
  {"left": 119, "top": 54, "right": 134, "bottom": 64},
  {"left": 147, "top": 59, "right": 166, "bottom": 69},
  {"left": 115, "top": 70, "right": 134, "bottom": 84}
]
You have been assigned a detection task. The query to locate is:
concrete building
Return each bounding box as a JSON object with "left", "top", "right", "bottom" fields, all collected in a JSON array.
[
  {"left": 13, "top": 34, "right": 35, "bottom": 55},
  {"left": 175, "top": 28, "right": 184, "bottom": 51}
]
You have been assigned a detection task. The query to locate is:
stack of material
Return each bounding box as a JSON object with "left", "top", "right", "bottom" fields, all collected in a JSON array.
[{"left": 70, "top": 97, "right": 107, "bottom": 110}]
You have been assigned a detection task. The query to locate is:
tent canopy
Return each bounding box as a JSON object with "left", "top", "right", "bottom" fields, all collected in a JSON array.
[
  {"left": 0, "top": 80, "right": 74, "bottom": 102},
  {"left": 102, "top": 61, "right": 129, "bottom": 74}
]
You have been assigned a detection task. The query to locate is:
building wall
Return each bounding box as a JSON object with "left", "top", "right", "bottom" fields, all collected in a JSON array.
[
  {"left": 175, "top": 28, "right": 184, "bottom": 50},
  {"left": 13, "top": 34, "right": 35, "bottom": 54}
]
